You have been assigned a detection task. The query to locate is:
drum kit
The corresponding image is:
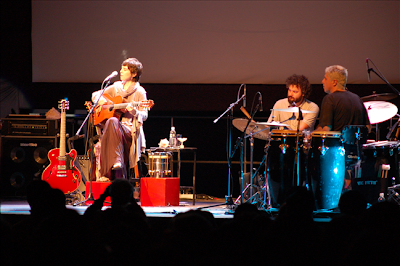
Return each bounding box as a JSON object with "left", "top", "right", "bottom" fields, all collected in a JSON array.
[{"left": 233, "top": 92, "right": 400, "bottom": 211}]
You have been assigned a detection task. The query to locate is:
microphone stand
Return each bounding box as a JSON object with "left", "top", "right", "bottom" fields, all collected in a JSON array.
[
  {"left": 199, "top": 94, "right": 245, "bottom": 211},
  {"left": 368, "top": 64, "right": 400, "bottom": 141},
  {"left": 73, "top": 79, "right": 112, "bottom": 206},
  {"left": 368, "top": 67, "right": 400, "bottom": 96},
  {"left": 294, "top": 107, "right": 303, "bottom": 187}
]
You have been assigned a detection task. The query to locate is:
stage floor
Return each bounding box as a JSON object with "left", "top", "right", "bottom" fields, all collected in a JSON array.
[
  {"left": 0, "top": 196, "right": 240, "bottom": 219},
  {"left": 0, "top": 195, "right": 337, "bottom": 223}
]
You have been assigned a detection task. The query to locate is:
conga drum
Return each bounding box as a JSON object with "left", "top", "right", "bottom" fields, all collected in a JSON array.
[
  {"left": 308, "top": 131, "right": 345, "bottom": 210},
  {"left": 341, "top": 125, "right": 368, "bottom": 168},
  {"left": 266, "top": 130, "right": 305, "bottom": 208}
]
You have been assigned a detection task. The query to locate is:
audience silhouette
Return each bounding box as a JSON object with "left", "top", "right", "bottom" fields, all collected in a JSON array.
[{"left": 2, "top": 182, "right": 399, "bottom": 266}]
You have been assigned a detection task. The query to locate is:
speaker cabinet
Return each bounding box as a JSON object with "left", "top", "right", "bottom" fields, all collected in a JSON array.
[{"left": 0, "top": 136, "right": 57, "bottom": 198}]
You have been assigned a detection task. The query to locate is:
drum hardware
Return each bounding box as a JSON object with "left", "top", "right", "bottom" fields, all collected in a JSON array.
[
  {"left": 242, "top": 124, "right": 273, "bottom": 207},
  {"left": 318, "top": 137, "right": 329, "bottom": 156},
  {"left": 271, "top": 107, "right": 317, "bottom": 114},
  {"left": 387, "top": 184, "right": 400, "bottom": 205},
  {"left": 386, "top": 114, "right": 399, "bottom": 141},
  {"left": 279, "top": 143, "right": 289, "bottom": 154}
]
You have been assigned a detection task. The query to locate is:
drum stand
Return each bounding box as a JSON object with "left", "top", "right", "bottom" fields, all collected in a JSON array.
[{"left": 234, "top": 129, "right": 271, "bottom": 209}]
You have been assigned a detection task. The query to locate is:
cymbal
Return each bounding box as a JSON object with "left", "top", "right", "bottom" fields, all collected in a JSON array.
[
  {"left": 363, "top": 101, "right": 398, "bottom": 124},
  {"left": 257, "top": 121, "right": 290, "bottom": 127},
  {"left": 272, "top": 107, "right": 317, "bottom": 113},
  {"left": 361, "top": 93, "right": 398, "bottom": 102},
  {"left": 232, "top": 119, "right": 272, "bottom": 140}
]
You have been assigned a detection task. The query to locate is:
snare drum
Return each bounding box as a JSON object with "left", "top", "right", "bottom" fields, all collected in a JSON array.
[
  {"left": 266, "top": 130, "right": 306, "bottom": 208},
  {"left": 353, "top": 141, "right": 400, "bottom": 203},
  {"left": 308, "top": 131, "right": 345, "bottom": 210},
  {"left": 148, "top": 152, "right": 172, "bottom": 178}
]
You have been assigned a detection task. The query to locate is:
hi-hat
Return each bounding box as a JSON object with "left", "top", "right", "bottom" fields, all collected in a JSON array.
[
  {"left": 364, "top": 101, "right": 398, "bottom": 124},
  {"left": 272, "top": 107, "right": 317, "bottom": 113},
  {"left": 233, "top": 118, "right": 282, "bottom": 140},
  {"left": 361, "top": 93, "right": 398, "bottom": 102}
]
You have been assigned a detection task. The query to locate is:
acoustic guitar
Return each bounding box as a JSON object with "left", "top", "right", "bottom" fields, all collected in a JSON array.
[
  {"left": 92, "top": 93, "right": 154, "bottom": 126},
  {"left": 42, "top": 99, "right": 82, "bottom": 194}
]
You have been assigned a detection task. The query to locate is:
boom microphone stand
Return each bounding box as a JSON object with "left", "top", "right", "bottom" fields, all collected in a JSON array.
[
  {"left": 293, "top": 106, "right": 303, "bottom": 187},
  {"left": 367, "top": 58, "right": 400, "bottom": 97},
  {"left": 198, "top": 88, "right": 246, "bottom": 211},
  {"left": 73, "top": 73, "right": 115, "bottom": 206}
]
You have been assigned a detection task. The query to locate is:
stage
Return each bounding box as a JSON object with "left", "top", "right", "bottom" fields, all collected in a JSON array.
[{"left": 0, "top": 195, "right": 338, "bottom": 224}]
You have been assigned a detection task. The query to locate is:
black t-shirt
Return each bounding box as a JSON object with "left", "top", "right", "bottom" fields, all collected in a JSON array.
[{"left": 318, "top": 90, "right": 370, "bottom": 131}]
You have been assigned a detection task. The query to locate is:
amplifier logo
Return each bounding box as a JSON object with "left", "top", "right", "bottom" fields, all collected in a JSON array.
[
  {"left": 20, "top": 143, "right": 38, "bottom": 147},
  {"left": 357, "top": 180, "right": 378, "bottom": 186}
]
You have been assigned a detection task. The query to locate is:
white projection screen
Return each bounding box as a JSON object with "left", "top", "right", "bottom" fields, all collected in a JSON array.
[{"left": 32, "top": 0, "right": 399, "bottom": 84}]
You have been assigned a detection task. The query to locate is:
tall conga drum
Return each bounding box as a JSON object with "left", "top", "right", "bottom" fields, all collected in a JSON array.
[
  {"left": 308, "top": 131, "right": 345, "bottom": 210},
  {"left": 266, "top": 130, "right": 306, "bottom": 208}
]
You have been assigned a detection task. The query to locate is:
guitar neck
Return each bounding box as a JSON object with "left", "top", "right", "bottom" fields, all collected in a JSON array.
[
  {"left": 110, "top": 102, "right": 142, "bottom": 110},
  {"left": 59, "top": 110, "right": 66, "bottom": 157}
]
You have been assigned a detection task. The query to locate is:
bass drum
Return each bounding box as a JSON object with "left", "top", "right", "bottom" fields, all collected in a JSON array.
[
  {"left": 352, "top": 141, "right": 400, "bottom": 204},
  {"left": 266, "top": 130, "right": 306, "bottom": 208},
  {"left": 308, "top": 131, "right": 345, "bottom": 210}
]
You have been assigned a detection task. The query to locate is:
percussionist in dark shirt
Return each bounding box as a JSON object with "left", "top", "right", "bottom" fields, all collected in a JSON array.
[{"left": 315, "top": 65, "right": 370, "bottom": 131}]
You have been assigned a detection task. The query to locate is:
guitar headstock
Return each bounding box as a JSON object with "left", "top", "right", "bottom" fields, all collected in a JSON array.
[
  {"left": 140, "top": 100, "right": 155, "bottom": 110},
  {"left": 58, "top": 99, "right": 70, "bottom": 112},
  {"left": 84, "top": 101, "right": 93, "bottom": 112}
]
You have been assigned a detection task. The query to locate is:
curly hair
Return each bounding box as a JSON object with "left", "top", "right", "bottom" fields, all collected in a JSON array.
[
  {"left": 285, "top": 74, "right": 312, "bottom": 98},
  {"left": 122, "top": 58, "right": 143, "bottom": 82}
]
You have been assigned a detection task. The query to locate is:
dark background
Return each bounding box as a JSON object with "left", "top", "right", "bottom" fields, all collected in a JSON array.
[{"left": 1, "top": 1, "right": 399, "bottom": 198}]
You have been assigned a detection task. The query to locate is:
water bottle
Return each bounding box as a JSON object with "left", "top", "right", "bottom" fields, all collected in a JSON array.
[{"left": 169, "top": 126, "right": 177, "bottom": 147}]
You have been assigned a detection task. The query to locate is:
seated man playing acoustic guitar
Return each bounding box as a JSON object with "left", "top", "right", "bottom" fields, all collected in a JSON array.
[{"left": 91, "top": 58, "right": 148, "bottom": 181}]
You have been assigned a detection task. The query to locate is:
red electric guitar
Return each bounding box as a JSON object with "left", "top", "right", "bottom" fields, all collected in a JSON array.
[
  {"left": 42, "top": 99, "right": 82, "bottom": 194},
  {"left": 92, "top": 93, "right": 154, "bottom": 126}
]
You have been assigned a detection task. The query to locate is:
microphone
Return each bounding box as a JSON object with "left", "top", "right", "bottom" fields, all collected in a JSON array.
[
  {"left": 103, "top": 71, "right": 118, "bottom": 82},
  {"left": 259, "top": 93, "right": 263, "bottom": 111},
  {"left": 366, "top": 58, "right": 371, "bottom": 82},
  {"left": 243, "top": 84, "right": 246, "bottom": 108}
]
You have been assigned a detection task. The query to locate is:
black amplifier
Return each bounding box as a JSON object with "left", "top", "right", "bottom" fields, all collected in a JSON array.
[{"left": 1, "top": 115, "right": 58, "bottom": 136}]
